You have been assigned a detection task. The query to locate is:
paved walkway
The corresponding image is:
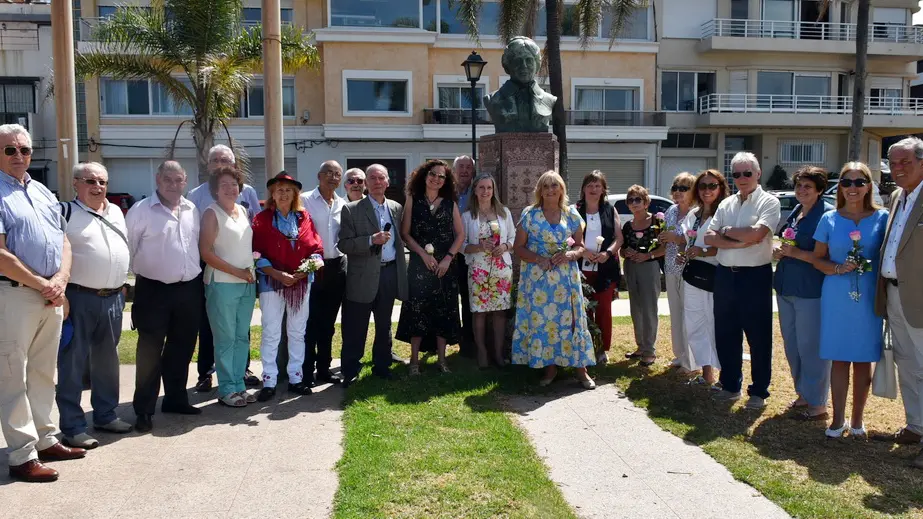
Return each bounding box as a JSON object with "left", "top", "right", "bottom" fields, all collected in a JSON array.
[
  {"left": 507, "top": 384, "right": 791, "bottom": 519},
  {"left": 1, "top": 365, "right": 343, "bottom": 518}
]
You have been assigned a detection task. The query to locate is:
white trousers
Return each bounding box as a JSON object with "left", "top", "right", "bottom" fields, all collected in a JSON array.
[
  {"left": 888, "top": 284, "right": 923, "bottom": 436},
  {"left": 666, "top": 273, "right": 693, "bottom": 370},
  {"left": 0, "top": 284, "right": 63, "bottom": 466},
  {"left": 259, "top": 284, "right": 311, "bottom": 387},
  {"left": 683, "top": 282, "right": 720, "bottom": 370}
]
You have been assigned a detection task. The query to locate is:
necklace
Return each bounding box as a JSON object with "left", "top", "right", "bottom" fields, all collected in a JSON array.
[{"left": 425, "top": 193, "right": 438, "bottom": 212}]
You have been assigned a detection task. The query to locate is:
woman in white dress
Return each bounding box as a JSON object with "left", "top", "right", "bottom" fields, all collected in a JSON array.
[{"left": 679, "top": 169, "right": 729, "bottom": 387}]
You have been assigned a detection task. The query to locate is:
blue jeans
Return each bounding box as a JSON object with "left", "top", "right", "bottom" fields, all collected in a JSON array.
[
  {"left": 56, "top": 287, "right": 124, "bottom": 436},
  {"left": 205, "top": 282, "right": 256, "bottom": 398},
  {"left": 777, "top": 295, "right": 830, "bottom": 407}
]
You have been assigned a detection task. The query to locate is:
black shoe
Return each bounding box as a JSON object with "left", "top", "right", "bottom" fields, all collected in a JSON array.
[
  {"left": 391, "top": 352, "right": 409, "bottom": 365},
  {"left": 373, "top": 370, "right": 394, "bottom": 381},
  {"left": 316, "top": 371, "right": 343, "bottom": 385},
  {"left": 289, "top": 382, "right": 313, "bottom": 395},
  {"left": 161, "top": 403, "right": 203, "bottom": 415},
  {"left": 257, "top": 387, "right": 276, "bottom": 402},
  {"left": 243, "top": 370, "right": 261, "bottom": 388},
  {"left": 135, "top": 414, "right": 153, "bottom": 433},
  {"left": 195, "top": 376, "right": 213, "bottom": 392},
  {"left": 341, "top": 376, "right": 358, "bottom": 389}
]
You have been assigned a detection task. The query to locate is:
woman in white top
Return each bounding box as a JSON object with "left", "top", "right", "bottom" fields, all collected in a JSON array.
[
  {"left": 679, "top": 169, "right": 728, "bottom": 388},
  {"left": 462, "top": 173, "right": 516, "bottom": 368},
  {"left": 199, "top": 166, "right": 257, "bottom": 408}
]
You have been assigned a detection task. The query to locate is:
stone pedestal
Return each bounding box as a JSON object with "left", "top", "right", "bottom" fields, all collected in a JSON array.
[{"left": 478, "top": 132, "right": 559, "bottom": 220}]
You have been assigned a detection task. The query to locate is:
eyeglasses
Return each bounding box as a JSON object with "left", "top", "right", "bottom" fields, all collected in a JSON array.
[
  {"left": 78, "top": 178, "right": 108, "bottom": 187},
  {"left": 4, "top": 146, "right": 31, "bottom": 157},
  {"left": 671, "top": 185, "right": 690, "bottom": 193},
  {"left": 346, "top": 178, "right": 364, "bottom": 185},
  {"left": 840, "top": 178, "right": 868, "bottom": 188},
  {"left": 731, "top": 171, "right": 753, "bottom": 179},
  {"left": 427, "top": 171, "right": 447, "bottom": 180},
  {"left": 626, "top": 196, "right": 645, "bottom": 205},
  {"left": 698, "top": 182, "right": 720, "bottom": 191},
  {"left": 321, "top": 170, "right": 342, "bottom": 178}
]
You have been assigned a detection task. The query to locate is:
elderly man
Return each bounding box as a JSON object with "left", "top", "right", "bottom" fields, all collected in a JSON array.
[
  {"left": 338, "top": 164, "right": 408, "bottom": 387},
  {"left": 56, "top": 163, "right": 133, "bottom": 450},
  {"left": 872, "top": 137, "right": 923, "bottom": 464},
  {"left": 705, "top": 152, "right": 781, "bottom": 410},
  {"left": 0, "top": 124, "right": 86, "bottom": 482},
  {"left": 301, "top": 161, "right": 346, "bottom": 385},
  {"left": 187, "top": 144, "right": 261, "bottom": 391},
  {"left": 344, "top": 168, "right": 366, "bottom": 202},
  {"left": 126, "top": 161, "right": 203, "bottom": 433}
]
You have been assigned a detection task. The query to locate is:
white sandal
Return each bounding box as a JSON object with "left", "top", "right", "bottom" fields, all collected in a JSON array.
[
  {"left": 219, "top": 393, "right": 246, "bottom": 407},
  {"left": 825, "top": 422, "right": 848, "bottom": 438},
  {"left": 850, "top": 424, "right": 868, "bottom": 439}
]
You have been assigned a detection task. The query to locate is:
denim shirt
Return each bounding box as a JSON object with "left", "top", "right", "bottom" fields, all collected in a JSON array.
[
  {"left": 254, "top": 210, "right": 300, "bottom": 294},
  {"left": 0, "top": 171, "right": 64, "bottom": 277},
  {"left": 773, "top": 200, "right": 833, "bottom": 298}
]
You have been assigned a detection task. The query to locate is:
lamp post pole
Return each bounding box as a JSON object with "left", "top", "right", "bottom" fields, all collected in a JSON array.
[
  {"left": 470, "top": 79, "right": 478, "bottom": 163},
  {"left": 51, "top": 1, "right": 78, "bottom": 200}
]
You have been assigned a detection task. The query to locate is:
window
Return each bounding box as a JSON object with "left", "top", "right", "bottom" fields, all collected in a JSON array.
[
  {"left": 661, "top": 71, "right": 715, "bottom": 112},
  {"left": 437, "top": 85, "right": 484, "bottom": 110},
  {"left": 0, "top": 83, "right": 35, "bottom": 130},
  {"left": 870, "top": 88, "right": 901, "bottom": 110},
  {"left": 240, "top": 78, "right": 295, "bottom": 117},
  {"left": 779, "top": 139, "right": 826, "bottom": 166},
  {"left": 724, "top": 135, "right": 756, "bottom": 180},
  {"left": 757, "top": 72, "right": 829, "bottom": 110},
  {"left": 150, "top": 80, "right": 193, "bottom": 116},
  {"left": 663, "top": 133, "right": 712, "bottom": 149},
  {"left": 344, "top": 71, "right": 412, "bottom": 116},
  {"left": 435, "top": 0, "right": 501, "bottom": 34},
  {"left": 242, "top": 7, "right": 294, "bottom": 25},
  {"left": 98, "top": 6, "right": 116, "bottom": 18},
  {"left": 331, "top": 0, "right": 422, "bottom": 28},
  {"left": 573, "top": 86, "right": 640, "bottom": 125},
  {"left": 602, "top": 5, "right": 651, "bottom": 40},
  {"left": 345, "top": 158, "right": 408, "bottom": 206},
  {"left": 101, "top": 79, "right": 150, "bottom": 115}
]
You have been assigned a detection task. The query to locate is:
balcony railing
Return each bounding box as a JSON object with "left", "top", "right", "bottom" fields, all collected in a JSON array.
[
  {"left": 566, "top": 110, "right": 666, "bottom": 126},
  {"left": 77, "top": 17, "right": 292, "bottom": 42},
  {"left": 701, "top": 19, "right": 923, "bottom": 44},
  {"left": 423, "top": 108, "right": 490, "bottom": 125},
  {"left": 698, "top": 94, "right": 923, "bottom": 116}
]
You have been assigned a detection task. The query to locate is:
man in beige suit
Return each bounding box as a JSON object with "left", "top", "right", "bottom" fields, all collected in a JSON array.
[
  {"left": 872, "top": 137, "right": 923, "bottom": 467},
  {"left": 338, "top": 164, "right": 408, "bottom": 388}
]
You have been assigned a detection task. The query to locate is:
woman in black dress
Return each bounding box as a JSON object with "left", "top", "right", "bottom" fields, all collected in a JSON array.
[{"left": 396, "top": 160, "right": 466, "bottom": 374}]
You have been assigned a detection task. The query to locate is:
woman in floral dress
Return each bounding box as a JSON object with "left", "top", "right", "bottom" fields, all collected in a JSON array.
[
  {"left": 512, "top": 171, "right": 596, "bottom": 389},
  {"left": 462, "top": 174, "right": 516, "bottom": 368}
]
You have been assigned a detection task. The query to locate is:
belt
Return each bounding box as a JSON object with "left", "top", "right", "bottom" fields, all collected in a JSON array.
[
  {"left": 68, "top": 283, "right": 122, "bottom": 297},
  {"left": 0, "top": 275, "right": 21, "bottom": 287},
  {"left": 887, "top": 278, "right": 899, "bottom": 287},
  {"left": 380, "top": 260, "right": 395, "bottom": 267},
  {"left": 724, "top": 265, "right": 769, "bottom": 273}
]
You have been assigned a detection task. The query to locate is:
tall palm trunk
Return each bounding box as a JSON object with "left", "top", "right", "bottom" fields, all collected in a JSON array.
[
  {"left": 545, "top": 0, "right": 567, "bottom": 179},
  {"left": 848, "top": 0, "right": 869, "bottom": 162},
  {"left": 192, "top": 117, "right": 216, "bottom": 184}
]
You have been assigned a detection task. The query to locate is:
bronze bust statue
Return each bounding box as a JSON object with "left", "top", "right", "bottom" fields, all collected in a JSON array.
[{"left": 484, "top": 36, "right": 557, "bottom": 133}]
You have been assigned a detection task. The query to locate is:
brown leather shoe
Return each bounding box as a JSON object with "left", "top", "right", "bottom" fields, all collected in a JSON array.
[
  {"left": 870, "top": 428, "right": 923, "bottom": 445},
  {"left": 37, "top": 442, "right": 87, "bottom": 462},
  {"left": 9, "top": 459, "right": 59, "bottom": 482},
  {"left": 913, "top": 448, "right": 923, "bottom": 470}
]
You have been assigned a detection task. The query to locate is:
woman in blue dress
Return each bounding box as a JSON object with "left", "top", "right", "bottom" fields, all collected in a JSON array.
[
  {"left": 812, "top": 161, "right": 889, "bottom": 439},
  {"left": 512, "top": 171, "right": 596, "bottom": 389}
]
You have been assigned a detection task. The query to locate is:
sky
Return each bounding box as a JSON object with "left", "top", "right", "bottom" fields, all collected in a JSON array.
[{"left": 915, "top": 2, "right": 923, "bottom": 25}]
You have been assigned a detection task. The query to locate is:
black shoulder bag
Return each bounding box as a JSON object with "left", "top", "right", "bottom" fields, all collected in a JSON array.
[{"left": 681, "top": 214, "right": 716, "bottom": 292}]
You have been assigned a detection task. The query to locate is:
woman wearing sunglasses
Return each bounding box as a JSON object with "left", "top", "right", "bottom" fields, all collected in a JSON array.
[
  {"left": 812, "top": 161, "right": 888, "bottom": 438},
  {"left": 659, "top": 172, "right": 696, "bottom": 374},
  {"left": 620, "top": 185, "right": 666, "bottom": 367}
]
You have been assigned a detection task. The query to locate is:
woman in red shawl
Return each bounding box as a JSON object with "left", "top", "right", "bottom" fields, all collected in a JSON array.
[{"left": 252, "top": 172, "right": 323, "bottom": 401}]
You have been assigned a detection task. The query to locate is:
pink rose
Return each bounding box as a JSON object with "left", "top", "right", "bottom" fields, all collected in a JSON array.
[
  {"left": 782, "top": 228, "right": 796, "bottom": 240},
  {"left": 252, "top": 252, "right": 262, "bottom": 260},
  {"left": 849, "top": 230, "right": 862, "bottom": 242},
  {"left": 566, "top": 237, "right": 575, "bottom": 247},
  {"left": 655, "top": 212, "right": 665, "bottom": 220},
  {"left": 635, "top": 232, "right": 644, "bottom": 239},
  {"left": 686, "top": 229, "right": 697, "bottom": 239}
]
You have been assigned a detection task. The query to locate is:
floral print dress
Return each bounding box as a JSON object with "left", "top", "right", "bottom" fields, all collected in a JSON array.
[
  {"left": 467, "top": 219, "right": 513, "bottom": 312},
  {"left": 511, "top": 206, "right": 596, "bottom": 368}
]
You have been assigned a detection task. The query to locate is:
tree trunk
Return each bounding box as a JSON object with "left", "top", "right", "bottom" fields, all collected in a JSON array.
[
  {"left": 545, "top": 0, "right": 567, "bottom": 179},
  {"left": 848, "top": 0, "right": 870, "bottom": 162},
  {"left": 192, "top": 118, "right": 215, "bottom": 185}
]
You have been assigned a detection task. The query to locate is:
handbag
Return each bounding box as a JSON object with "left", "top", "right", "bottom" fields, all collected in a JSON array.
[
  {"left": 872, "top": 320, "right": 898, "bottom": 399},
  {"left": 680, "top": 213, "right": 716, "bottom": 292}
]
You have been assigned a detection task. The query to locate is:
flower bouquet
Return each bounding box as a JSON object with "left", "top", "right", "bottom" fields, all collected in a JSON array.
[
  {"left": 845, "top": 230, "right": 873, "bottom": 302},
  {"left": 297, "top": 253, "right": 324, "bottom": 283}
]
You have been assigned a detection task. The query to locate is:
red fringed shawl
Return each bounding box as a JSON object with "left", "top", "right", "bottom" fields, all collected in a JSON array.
[{"left": 251, "top": 208, "right": 324, "bottom": 310}]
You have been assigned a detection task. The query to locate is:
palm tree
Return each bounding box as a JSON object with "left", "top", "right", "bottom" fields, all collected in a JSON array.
[
  {"left": 75, "top": 0, "right": 319, "bottom": 183},
  {"left": 453, "top": 0, "right": 644, "bottom": 180},
  {"left": 848, "top": 0, "right": 870, "bottom": 162}
]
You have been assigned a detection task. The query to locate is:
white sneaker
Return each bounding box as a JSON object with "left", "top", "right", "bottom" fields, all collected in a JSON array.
[
  {"left": 745, "top": 396, "right": 767, "bottom": 410},
  {"left": 64, "top": 433, "right": 99, "bottom": 449},
  {"left": 95, "top": 418, "right": 133, "bottom": 434},
  {"left": 850, "top": 424, "right": 868, "bottom": 439}
]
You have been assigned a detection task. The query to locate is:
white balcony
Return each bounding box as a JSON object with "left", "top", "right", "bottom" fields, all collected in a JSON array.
[
  {"left": 698, "top": 19, "right": 923, "bottom": 59},
  {"left": 696, "top": 93, "right": 923, "bottom": 134}
]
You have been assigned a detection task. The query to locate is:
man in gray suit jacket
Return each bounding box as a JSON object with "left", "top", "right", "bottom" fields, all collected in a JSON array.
[{"left": 338, "top": 164, "right": 408, "bottom": 387}]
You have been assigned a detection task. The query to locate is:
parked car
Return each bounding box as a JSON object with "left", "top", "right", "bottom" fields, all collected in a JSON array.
[
  {"left": 606, "top": 193, "right": 674, "bottom": 224},
  {"left": 768, "top": 191, "right": 797, "bottom": 232}
]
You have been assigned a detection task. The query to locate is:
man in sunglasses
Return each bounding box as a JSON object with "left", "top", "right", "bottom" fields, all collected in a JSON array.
[
  {"left": 0, "top": 124, "right": 88, "bottom": 482},
  {"left": 344, "top": 168, "right": 366, "bottom": 202},
  {"left": 705, "top": 152, "right": 781, "bottom": 410}
]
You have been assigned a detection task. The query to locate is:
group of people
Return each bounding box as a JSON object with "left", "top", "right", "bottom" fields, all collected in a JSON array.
[{"left": 1, "top": 117, "right": 922, "bottom": 483}]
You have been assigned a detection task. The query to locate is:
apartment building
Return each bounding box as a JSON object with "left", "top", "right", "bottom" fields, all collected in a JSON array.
[{"left": 656, "top": 0, "right": 923, "bottom": 195}]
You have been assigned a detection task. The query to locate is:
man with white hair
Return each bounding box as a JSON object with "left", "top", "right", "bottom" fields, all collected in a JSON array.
[
  {"left": 56, "top": 162, "right": 133, "bottom": 450},
  {"left": 871, "top": 137, "right": 923, "bottom": 465},
  {"left": 126, "top": 160, "right": 203, "bottom": 433},
  {"left": 705, "top": 152, "right": 781, "bottom": 410},
  {"left": 344, "top": 168, "right": 366, "bottom": 202},
  {"left": 187, "top": 144, "right": 261, "bottom": 391},
  {"left": 0, "top": 124, "right": 87, "bottom": 482}
]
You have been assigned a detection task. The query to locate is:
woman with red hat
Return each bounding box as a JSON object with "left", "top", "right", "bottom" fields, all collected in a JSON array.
[{"left": 251, "top": 172, "right": 323, "bottom": 401}]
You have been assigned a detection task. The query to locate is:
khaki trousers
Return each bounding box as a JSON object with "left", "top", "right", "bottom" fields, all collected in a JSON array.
[
  {"left": 888, "top": 285, "right": 923, "bottom": 436},
  {"left": 0, "top": 283, "right": 63, "bottom": 466}
]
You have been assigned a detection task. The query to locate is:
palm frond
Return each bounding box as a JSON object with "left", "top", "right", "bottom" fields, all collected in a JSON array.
[
  {"left": 448, "top": 0, "right": 482, "bottom": 44},
  {"left": 233, "top": 25, "right": 321, "bottom": 74},
  {"left": 90, "top": 5, "right": 175, "bottom": 59},
  {"left": 496, "top": 0, "right": 536, "bottom": 42},
  {"left": 575, "top": 0, "right": 604, "bottom": 48},
  {"left": 603, "top": 0, "right": 642, "bottom": 48},
  {"left": 166, "top": 0, "right": 243, "bottom": 56}
]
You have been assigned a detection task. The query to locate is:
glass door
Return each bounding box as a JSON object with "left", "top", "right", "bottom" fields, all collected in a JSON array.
[
  {"left": 794, "top": 74, "right": 830, "bottom": 111},
  {"left": 757, "top": 71, "right": 793, "bottom": 110},
  {"left": 762, "top": 0, "right": 796, "bottom": 38}
]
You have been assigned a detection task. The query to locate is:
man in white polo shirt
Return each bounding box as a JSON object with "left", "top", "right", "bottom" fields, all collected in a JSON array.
[
  {"left": 705, "top": 152, "right": 781, "bottom": 410},
  {"left": 57, "top": 163, "right": 134, "bottom": 449}
]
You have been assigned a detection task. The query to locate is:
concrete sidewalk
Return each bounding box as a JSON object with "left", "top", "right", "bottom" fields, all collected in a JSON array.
[
  {"left": 507, "top": 384, "right": 791, "bottom": 519},
  {"left": 1, "top": 365, "right": 343, "bottom": 519}
]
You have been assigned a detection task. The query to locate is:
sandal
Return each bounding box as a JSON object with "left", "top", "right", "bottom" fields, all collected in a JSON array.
[
  {"left": 218, "top": 393, "right": 246, "bottom": 407},
  {"left": 639, "top": 356, "right": 657, "bottom": 367},
  {"left": 850, "top": 424, "right": 868, "bottom": 440},
  {"left": 438, "top": 361, "right": 451, "bottom": 374},
  {"left": 625, "top": 351, "right": 643, "bottom": 359},
  {"left": 409, "top": 364, "right": 420, "bottom": 376},
  {"left": 825, "top": 422, "right": 848, "bottom": 438},
  {"left": 239, "top": 391, "right": 257, "bottom": 404}
]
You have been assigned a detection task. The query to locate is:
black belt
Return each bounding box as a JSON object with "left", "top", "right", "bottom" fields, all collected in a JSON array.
[
  {"left": 724, "top": 265, "right": 770, "bottom": 273},
  {"left": 68, "top": 283, "right": 122, "bottom": 297},
  {"left": 887, "top": 278, "right": 899, "bottom": 287},
  {"left": 381, "top": 260, "right": 395, "bottom": 267},
  {"left": 0, "top": 275, "right": 21, "bottom": 287}
]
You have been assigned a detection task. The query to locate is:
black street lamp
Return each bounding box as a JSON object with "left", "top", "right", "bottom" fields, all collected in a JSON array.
[{"left": 461, "top": 51, "right": 487, "bottom": 162}]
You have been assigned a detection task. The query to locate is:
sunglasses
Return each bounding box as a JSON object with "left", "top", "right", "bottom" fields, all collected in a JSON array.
[
  {"left": 626, "top": 196, "right": 645, "bottom": 205},
  {"left": 4, "top": 146, "right": 32, "bottom": 157},
  {"left": 78, "top": 178, "right": 108, "bottom": 187},
  {"left": 731, "top": 171, "right": 753, "bottom": 179},
  {"left": 671, "top": 185, "right": 690, "bottom": 193},
  {"left": 839, "top": 178, "right": 868, "bottom": 188},
  {"left": 698, "top": 182, "right": 720, "bottom": 191},
  {"left": 346, "top": 178, "right": 364, "bottom": 185},
  {"left": 427, "top": 171, "right": 447, "bottom": 180}
]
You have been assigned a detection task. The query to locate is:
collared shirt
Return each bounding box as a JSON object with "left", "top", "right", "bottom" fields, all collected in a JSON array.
[
  {"left": 0, "top": 170, "right": 64, "bottom": 277},
  {"left": 369, "top": 196, "right": 396, "bottom": 262},
  {"left": 66, "top": 199, "right": 130, "bottom": 290},
  {"left": 301, "top": 187, "right": 344, "bottom": 259},
  {"left": 186, "top": 182, "right": 262, "bottom": 222},
  {"left": 707, "top": 186, "right": 781, "bottom": 267},
  {"left": 773, "top": 200, "right": 832, "bottom": 298},
  {"left": 881, "top": 181, "right": 923, "bottom": 279},
  {"left": 458, "top": 186, "right": 472, "bottom": 214},
  {"left": 126, "top": 191, "right": 201, "bottom": 283}
]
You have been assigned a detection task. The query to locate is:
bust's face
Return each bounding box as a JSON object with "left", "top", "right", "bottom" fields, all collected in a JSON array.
[{"left": 504, "top": 46, "right": 537, "bottom": 84}]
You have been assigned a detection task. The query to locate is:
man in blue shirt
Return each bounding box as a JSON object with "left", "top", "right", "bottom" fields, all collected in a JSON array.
[{"left": 0, "top": 124, "right": 87, "bottom": 482}]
